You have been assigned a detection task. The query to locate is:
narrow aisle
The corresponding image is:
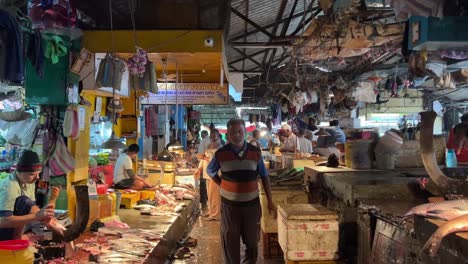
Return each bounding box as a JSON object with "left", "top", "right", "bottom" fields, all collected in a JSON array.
[{"left": 175, "top": 211, "right": 285, "bottom": 264}]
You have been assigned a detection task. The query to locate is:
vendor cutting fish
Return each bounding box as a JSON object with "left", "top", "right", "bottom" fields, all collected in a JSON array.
[
  {"left": 0, "top": 150, "right": 63, "bottom": 241},
  {"left": 113, "top": 144, "right": 154, "bottom": 190}
]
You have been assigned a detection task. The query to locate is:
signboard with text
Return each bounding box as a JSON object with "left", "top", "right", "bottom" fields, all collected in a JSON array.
[{"left": 141, "top": 83, "right": 228, "bottom": 105}]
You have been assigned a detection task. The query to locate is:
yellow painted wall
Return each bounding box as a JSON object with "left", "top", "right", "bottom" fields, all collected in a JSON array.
[{"left": 83, "top": 30, "right": 223, "bottom": 53}]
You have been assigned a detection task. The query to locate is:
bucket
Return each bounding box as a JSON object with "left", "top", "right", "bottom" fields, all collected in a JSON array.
[
  {"left": 345, "top": 140, "right": 374, "bottom": 169},
  {"left": 0, "top": 240, "right": 34, "bottom": 264},
  {"left": 378, "top": 131, "right": 403, "bottom": 153}
]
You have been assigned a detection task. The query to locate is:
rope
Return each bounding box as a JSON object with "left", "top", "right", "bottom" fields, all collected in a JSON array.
[
  {"left": 128, "top": 0, "right": 139, "bottom": 47},
  {"left": 109, "top": 0, "right": 115, "bottom": 53}
]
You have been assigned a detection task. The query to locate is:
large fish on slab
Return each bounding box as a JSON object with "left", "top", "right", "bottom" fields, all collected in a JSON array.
[
  {"left": 422, "top": 214, "right": 468, "bottom": 257},
  {"left": 403, "top": 199, "right": 468, "bottom": 221},
  {"left": 419, "top": 111, "right": 464, "bottom": 192}
]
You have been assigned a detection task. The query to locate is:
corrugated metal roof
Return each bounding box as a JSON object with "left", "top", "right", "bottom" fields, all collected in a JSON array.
[{"left": 227, "top": 0, "right": 317, "bottom": 75}]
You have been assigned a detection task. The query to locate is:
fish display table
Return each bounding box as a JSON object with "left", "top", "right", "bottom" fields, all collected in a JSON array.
[
  {"left": 69, "top": 199, "right": 198, "bottom": 263},
  {"left": 414, "top": 216, "right": 468, "bottom": 264},
  {"left": 313, "top": 170, "right": 431, "bottom": 263}
]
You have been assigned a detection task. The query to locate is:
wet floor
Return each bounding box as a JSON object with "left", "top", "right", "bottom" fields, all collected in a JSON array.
[{"left": 173, "top": 206, "right": 285, "bottom": 264}]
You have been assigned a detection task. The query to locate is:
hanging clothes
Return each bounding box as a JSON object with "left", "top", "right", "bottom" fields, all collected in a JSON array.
[
  {"left": 0, "top": 10, "right": 24, "bottom": 83},
  {"left": 27, "top": 28, "right": 44, "bottom": 77},
  {"left": 145, "top": 106, "right": 158, "bottom": 137},
  {"left": 44, "top": 35, "right": 67, "bottom": 64}
]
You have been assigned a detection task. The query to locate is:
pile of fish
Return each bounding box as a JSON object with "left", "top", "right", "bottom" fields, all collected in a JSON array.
[
  {"left": 70, "top": 228, "right": 163, "bottom": 263},
  {"left": 132, "top": 184, "right": 198, "bottom": 216},
  {"left": 403, "top": 199, "right": 468, "bottom": 257}
]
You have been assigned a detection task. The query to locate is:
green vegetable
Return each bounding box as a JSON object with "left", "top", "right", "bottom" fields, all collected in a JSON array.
[
  {"left": 88, "top": 156, "right": 97, "bottom": 167},
  {"left": 95, "top": 154, "right": 109, "bottom": 165},
  {"left": 0, "top": 172, "right": 9, "bottom": 181}
]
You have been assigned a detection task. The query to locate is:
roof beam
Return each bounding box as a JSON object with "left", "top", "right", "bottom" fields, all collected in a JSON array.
[
  {"left": 233, "top": 48, "right": 263, "bottom": 68},
  {"left": 230, "top": 71, "right": 264, "bottom": 75},
  {"left": 243, "top": 54, "right": 290, "bottom": 74},
  {"left": 231, "top": 42, "right": 292, "bottom": 48},
  {"left": 262, "top": 0, "right": 288, "bottom": 72},
  {"left": 228, "top": 49, "right": 268, "bottom": 65},
  {"left": 281, "top": 0, "right": 299, "bottom": 37},
  {"left": 230, "top": 7, "right": 274, "bottom": 39},
  {"left": 230, "top": 9, "right": 316, "bottom": 42},
  {"left": 290, "top": 8, "right": 321, "bottom": 36}
]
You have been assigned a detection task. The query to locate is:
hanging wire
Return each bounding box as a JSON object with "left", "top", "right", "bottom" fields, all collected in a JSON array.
[
  {"left": 109, "top": 0, "right": 115, "bottom": 53},
  {"left": 128, "top": 0, "right": 139, "bottom": 47},
  {"left": 175, "top": 62, "right": 179, "bottom": 141}
]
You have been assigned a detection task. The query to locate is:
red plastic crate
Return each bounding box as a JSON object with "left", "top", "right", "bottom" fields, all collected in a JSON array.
[{"left": 89, "top": 165, "right": 114, "bottom": 186}]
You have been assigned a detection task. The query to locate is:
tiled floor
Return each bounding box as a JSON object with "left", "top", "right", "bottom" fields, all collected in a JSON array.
[{"left": 173, "top": 207, "right": 284, "bottom": 264}]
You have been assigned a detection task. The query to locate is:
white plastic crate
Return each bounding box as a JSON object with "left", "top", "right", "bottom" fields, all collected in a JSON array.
[{"left": 278, "top": 204, "right": 339, "bottom": 261}]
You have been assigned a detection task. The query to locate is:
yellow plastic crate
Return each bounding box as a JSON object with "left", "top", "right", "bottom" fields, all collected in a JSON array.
[
  {"left": 120, "top": 192, "right": 140, "bottom": 209},
  {"left": 140, "top": 190, "right": 155, "bottom": 200}
]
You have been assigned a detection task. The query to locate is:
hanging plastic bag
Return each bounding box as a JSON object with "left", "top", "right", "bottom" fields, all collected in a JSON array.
[
  {"left": 111, "top": 57, "right": 126, "bottom": 91},
  {"left": 1, "top": 118, "right": 39, "bottom": 146},
  {"left": 96, "top": 53, "right": 114, "bottom": 88},
  {"left": 63, "top": 106, "right": 80, "bottom": 139},
  {"left": 46, "top": 135, "right": 76, "bottom": 176}
]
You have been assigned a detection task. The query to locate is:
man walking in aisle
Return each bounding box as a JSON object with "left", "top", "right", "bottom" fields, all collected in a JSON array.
[
  {"left": 196, "top": 130, "right": 210, "bottom": 204},
  {"left": 207, "top": 118, "right": 276, "bottom": 264}
]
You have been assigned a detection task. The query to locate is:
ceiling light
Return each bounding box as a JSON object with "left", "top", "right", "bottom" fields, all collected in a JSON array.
[{"left": 101, "top": 132, "right": 127, "bottom": 149}]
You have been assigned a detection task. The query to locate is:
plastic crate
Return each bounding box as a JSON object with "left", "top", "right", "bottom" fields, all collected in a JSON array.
[
  {"left": 262, "top": 232, "right": 283, "bottom": 258},
  {"left": 120, "top": 192, "right": 140, "bottom": 209},
  {"left": 140, "top": 190, "right": 155, "bottom": 200},
  {"left": 278, "top": 204, "right": 339, "bottom": 261}
]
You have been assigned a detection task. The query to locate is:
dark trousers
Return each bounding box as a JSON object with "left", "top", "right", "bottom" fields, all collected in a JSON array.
[
  {"left": 199, "top": 178, "right": 208, "bottom": 203},
  {"left": 221, "top": 198, "right": 261, "bottom": 264}
]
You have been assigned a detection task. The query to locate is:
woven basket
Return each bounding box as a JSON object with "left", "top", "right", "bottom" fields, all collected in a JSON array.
[{"left": 107, "top": 99, "right": 124, "bottom": 113}]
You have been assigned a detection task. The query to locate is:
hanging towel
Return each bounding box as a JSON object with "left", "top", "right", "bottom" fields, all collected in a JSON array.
[
  {"left": 145, "top": 108, "right": 151, "bottom": 138},
  {"left": 149, "top": 106, "right": 158, "bottom": 136},
  {"left": 44, "top": 35, "right": 67, "bottom": 64}
]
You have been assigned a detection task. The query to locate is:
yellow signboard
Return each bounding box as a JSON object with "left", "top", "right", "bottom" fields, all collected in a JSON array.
[{"left": 141, "top": 83, "right": 228, "bottom": 105}]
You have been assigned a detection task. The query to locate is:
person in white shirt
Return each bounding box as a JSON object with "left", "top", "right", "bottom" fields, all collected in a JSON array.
[
  {"left": 197, "top": 130, "right": 210, "bottom": 157},
  {"left": 279, "top": 123, "right": 298, "bottom": 153},
  {"left": 196, "top": 129, "right": 210, "bottom": 204},
  {"left": 113, "top": 144, "right": 152, "bottom": 190},
  {"left": 297, "top": 128, "right": 313, "bottom": 154},
  {"left": 194, "top": 129, "right": 223, "bottom": 217}
]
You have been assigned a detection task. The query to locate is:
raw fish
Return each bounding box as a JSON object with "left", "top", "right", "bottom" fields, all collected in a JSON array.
[
  {"left": 422, "top": 214, "right": 468, "bottom": 257},
  {"left": 403, "top": 199, "right": 468, "bottom": 220},
  {"left": 104, "top": 219, "right": 130, "bottom": 229},
  {"left": 133, "top": 204, "right": 157, "bottom": 210}
]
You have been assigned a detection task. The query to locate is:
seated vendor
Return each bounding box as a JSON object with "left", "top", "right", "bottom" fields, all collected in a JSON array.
[
  {"left": 279, "top": 123, "right": 298, "bottom": 153},
  {"left": 326, "top": 120, "right": 346, "bottom": 144},
  {"left": 447, "top": 113, "right": 468, "bottom": 163},
  {"left": 0, "top": 150, "right": 58, "bottom": 241},
  {"left": 114, "top": 144, "right": 153, "bottom": 190}
]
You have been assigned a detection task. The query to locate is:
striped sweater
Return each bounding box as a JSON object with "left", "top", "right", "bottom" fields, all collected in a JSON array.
[{"left": 214, "top": 143, "right": 262, "bottom": 203}]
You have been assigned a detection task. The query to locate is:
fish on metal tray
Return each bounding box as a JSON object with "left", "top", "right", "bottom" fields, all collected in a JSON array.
[
  {"left": 422, "top": 214, "right": 468, "bottom": 257},
  {"left": 403, "top": 199, "right": 468, "bottom": 221},
  {"left": 99, "top": 257, "right": 141, "bottom": 263},
  {"left": 134, "top": 204, "right": 157, "bottom": 210},
  {"left": 98, "top": 227, "right": 129, "bottom": 236}
]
